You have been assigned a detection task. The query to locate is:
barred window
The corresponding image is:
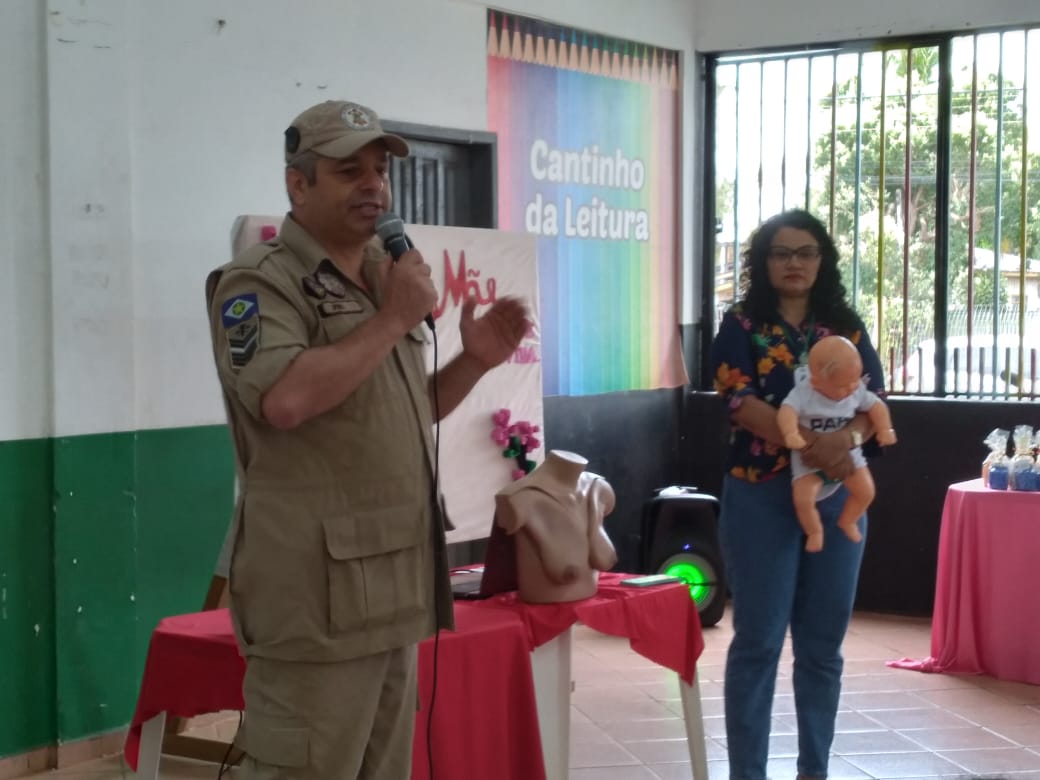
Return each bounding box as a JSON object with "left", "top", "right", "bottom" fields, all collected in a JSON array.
[{"left": 707, "top": 27, "right": 1040, "bottom": 399}]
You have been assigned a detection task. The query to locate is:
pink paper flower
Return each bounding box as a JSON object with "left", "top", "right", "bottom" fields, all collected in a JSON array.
[
  {"left": 490, "top": 408, "right": 542, "bottom": 481},
  {"left": 490, "top": 407, "right": 512, "bottom": 446}
]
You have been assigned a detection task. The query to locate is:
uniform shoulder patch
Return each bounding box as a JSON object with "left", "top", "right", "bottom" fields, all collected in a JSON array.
[
  {"left": 221, "top": 293, "right": 258, "bottom": 327},
  {"left": 221, "top": 293, "right": 259, "bottom": 369}
]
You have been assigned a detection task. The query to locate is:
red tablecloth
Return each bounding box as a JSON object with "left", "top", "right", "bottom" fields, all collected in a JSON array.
[
  {"left": 471, "top": 572, "right": 704, "bottom": 684},
  {"left": 124, "top": 574, "right": 704, "bottom": 775},
  {"left": 887, "top": 479, "right": 1040, "bottom": 685},
  {"left": 124, "top": 603, "right": 544, "bottom": 780}
]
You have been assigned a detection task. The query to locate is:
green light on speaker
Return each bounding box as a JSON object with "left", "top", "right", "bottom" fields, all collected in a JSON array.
[{"left": 665, "top": 561, "right": 710, "bottom": 605}]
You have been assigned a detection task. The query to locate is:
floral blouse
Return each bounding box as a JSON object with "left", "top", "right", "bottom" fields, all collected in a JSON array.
[{"left": 711, "top": 303, "right": 885, "bottom": 483}]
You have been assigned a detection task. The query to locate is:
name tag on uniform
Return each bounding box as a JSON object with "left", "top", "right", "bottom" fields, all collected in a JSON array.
[{"left": 317, "top": 299, "right": 364, "bottom": 318}]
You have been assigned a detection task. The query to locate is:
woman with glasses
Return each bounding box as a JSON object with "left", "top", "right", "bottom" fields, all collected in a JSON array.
[{"left": 710, "top": 209, "right": 885, "bottom": 780}]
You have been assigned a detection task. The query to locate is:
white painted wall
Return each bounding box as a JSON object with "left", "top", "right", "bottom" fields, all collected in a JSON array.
[
  {"left": 22, "top": 0, "right": 1032, "bottom": 438},
  {"left": 47, "top": 0, "right": 137, "bottom": 439},
  {"left": 696, "top": 0, "right": 1038, "bottom": 51},
  {"left": 5, "top": 0, "right": 1038, "bottom": 443},
  {"left": 0, "top": 0, "right": 699, "bottom": 439},
  {"left": 0, "top": 2, "right": 50, "bottom": 441}
]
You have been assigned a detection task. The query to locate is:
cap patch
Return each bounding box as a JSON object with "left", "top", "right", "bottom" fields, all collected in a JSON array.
[{"left": 341, "top": 103, "right": 374, "bottom": 130}]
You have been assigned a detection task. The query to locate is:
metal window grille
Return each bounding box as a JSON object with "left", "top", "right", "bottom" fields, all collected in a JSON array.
[{"left": 706, "top": 27, "right": 1040, "bottom": 399}]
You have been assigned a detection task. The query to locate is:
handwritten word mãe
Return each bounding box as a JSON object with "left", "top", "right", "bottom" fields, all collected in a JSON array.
[
  {"left": 432, "top": 250, "right": 497, "bottom": 319},
  {"left": 507, "top": 345, "right": 541, "bottom": 364}
]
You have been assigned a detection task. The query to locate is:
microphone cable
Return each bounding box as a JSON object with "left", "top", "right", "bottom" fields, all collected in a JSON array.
[
  {"left": 216, "top": 711, "right": 243, "bottom": 778},
  {"left": 425, "top": 320, "right": 441, "bottom": 780},
  {"left": 379, "top": 222, "right": 442, "bottom": 778}
]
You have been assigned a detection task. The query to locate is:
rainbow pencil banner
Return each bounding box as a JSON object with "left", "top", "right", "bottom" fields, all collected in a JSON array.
[{"left": 487, "top": 10, "right": 687, "bottom": 397}]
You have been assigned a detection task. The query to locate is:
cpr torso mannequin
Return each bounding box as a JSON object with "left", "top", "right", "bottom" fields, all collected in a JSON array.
[{"left": 494, "top": 450, "right": 618, "bottom": 603}]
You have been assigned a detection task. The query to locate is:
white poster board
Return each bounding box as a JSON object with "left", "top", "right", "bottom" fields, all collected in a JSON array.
[{"left": 227, "top": 216, "right": 543, "bottom": 545}]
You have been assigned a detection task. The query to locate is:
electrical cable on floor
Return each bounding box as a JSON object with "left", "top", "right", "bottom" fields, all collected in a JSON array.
[{"left": 216, "top": 710, "right": 243, "bottom": 779}]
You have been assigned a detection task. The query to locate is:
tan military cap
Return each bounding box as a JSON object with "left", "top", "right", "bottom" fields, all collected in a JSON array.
[{"left": 284, "top": 100, "right": 409, "bottom": 162}]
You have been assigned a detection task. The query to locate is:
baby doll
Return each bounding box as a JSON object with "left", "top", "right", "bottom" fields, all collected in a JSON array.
[{"left": 776, "top": 335, "right": 897, "bottom": 552}]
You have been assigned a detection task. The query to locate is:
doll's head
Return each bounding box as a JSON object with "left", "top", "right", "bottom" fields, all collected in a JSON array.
[{"left": 808, "top": 335, "right": 863, "bottom": 401}]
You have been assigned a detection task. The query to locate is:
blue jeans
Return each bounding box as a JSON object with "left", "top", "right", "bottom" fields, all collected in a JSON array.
[{"left": 719, "top": 473, "right": 866, "bottom": 780}]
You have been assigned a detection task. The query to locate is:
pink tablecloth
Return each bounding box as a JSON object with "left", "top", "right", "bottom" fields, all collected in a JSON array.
[{"left": 888, "top": 479, "right": 1040, "bottom": 684}]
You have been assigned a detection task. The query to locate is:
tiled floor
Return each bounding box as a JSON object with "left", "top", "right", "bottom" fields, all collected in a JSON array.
[{"left": 22, "top": 608, "right": 1040, "bottom": 779}]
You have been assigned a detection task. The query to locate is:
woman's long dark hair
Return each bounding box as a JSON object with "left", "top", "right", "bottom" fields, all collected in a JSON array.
[{"left": 738, "top": 209, "right": 861, "bottom": 334}]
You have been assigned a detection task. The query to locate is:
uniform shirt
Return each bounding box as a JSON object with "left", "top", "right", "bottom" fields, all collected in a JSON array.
[
  {"left": 711, "top": 302, "right": 885, "bottom": 483},
  {"left": 206, "top": 214, "right": 453, "bottom": 663}
]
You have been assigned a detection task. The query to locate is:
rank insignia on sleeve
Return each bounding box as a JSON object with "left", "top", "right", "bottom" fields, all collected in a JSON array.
[
  {"left": 221, "top": 293, "right": 259, "bottom": 369},
  {"left": 227, "top": 318, "right": 259, "bottom": 369}
]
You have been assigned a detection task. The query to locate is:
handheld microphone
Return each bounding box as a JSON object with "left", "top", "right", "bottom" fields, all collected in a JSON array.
[{"left": 375, "top": 212, "right": 435, "bottom": 330}]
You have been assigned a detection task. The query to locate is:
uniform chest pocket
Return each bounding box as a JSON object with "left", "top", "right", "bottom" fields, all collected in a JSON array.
[
  {"left": 316, "top": 307, "right": 427, "bottom": 348},
  {"left": 315, "top": 304, "right": 367, "bottom": 345}
]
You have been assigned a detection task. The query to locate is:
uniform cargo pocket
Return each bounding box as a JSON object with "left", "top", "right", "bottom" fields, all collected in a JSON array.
[
  {"left": 323, "top": 509, "right": 426, "bottom": 635},
  {"left": 323, "top": 507, "right": 423, "bottom": 561},
  {"left": 239, "top": 712, "right": 309, "bottom": 768}
]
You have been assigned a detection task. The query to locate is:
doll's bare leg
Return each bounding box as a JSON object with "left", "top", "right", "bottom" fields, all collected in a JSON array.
[
  {"left": 791, "top": 473, "right": 825, "bottom": 552},
  {"left": 837, "top": 467, "right": 875, "bottom": 543}
]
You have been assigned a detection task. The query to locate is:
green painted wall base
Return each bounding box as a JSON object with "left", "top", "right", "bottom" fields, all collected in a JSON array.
[
  {"left": 0, "top": 437, "right": 55, "bottom": 757},
  {"left": 0, "top": 425, "right": 234, "bottom": 757}
]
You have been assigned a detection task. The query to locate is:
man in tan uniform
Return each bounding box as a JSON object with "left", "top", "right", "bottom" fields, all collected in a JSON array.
[{"left": 206, "top": 99, "right": 528, "bottom": 779}]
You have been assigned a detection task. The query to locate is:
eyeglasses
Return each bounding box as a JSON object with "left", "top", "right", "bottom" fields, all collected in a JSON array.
[{"left": 768, "top": 245, "right": 822, "bottom": 263}]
